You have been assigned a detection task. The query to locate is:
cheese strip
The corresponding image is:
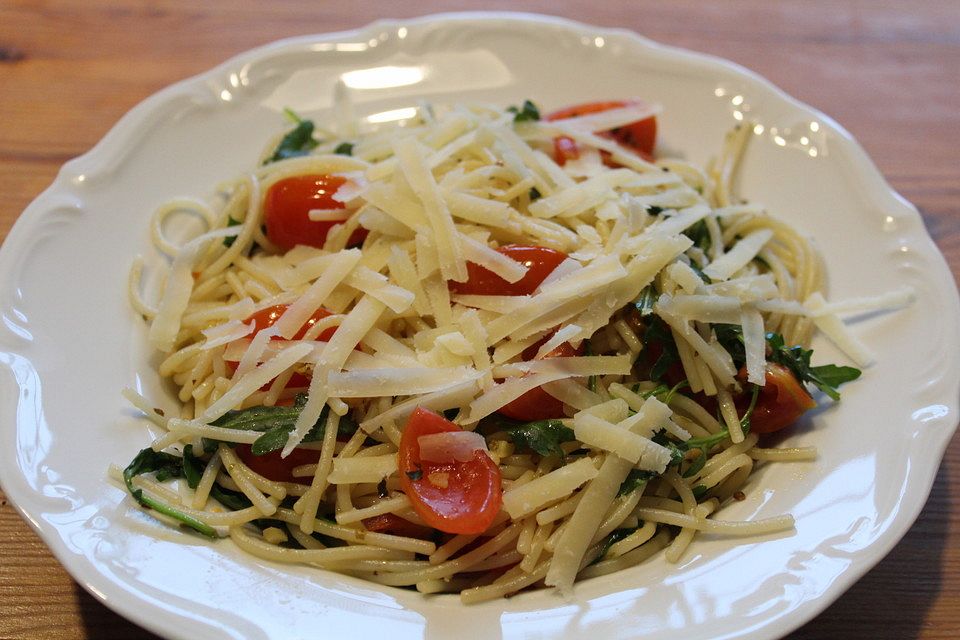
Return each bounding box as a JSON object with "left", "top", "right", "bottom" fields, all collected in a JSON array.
[
  {"left": 502, "top": 458, "right": 599, "bottom": 519},
  {"left": 284, "top": 296, "right": 386, "bottom": 455},
  {"left": 703, "top": 229, "right": 774, "bottom": 281}
]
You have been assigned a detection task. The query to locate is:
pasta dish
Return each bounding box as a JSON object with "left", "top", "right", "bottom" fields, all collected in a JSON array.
[{"left": 118, "top": 98, "right": 904, "bottom": 602}]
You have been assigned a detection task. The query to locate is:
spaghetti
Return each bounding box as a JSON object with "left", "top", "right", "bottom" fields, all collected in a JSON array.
[{"left": 118, "top": 99, "right": 892, "bottom": 602}]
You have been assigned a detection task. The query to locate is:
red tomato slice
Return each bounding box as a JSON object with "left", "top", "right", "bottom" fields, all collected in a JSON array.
[
  {"left": 362, "top": 513, "right": 435, "bottom": 540},
  {"left": 740, "top": 364, "right": 817, "bottom": 434},
  {"left": 498, "top": 340, "right": 583, "bottom": 421},
  {"left": 545, "top": 99, "right": 657, "bottom": 164},
  {"left": 264, "top": 174, "right": 367, "bottom": 251},
  {"left": 229, "top": 304, "right": 340, "bottom": 388},
  {"left": 235, "top": 443, "right": 320, "bottom": 484},
  {"left": 448, "top": 245, "right": 568, "bottom": 296},
  {"left": 398, "top": 408, "right": 502, "bottom": 535},
  {"left": 246, "top": 304, "right": 337, "bottom": 341}
]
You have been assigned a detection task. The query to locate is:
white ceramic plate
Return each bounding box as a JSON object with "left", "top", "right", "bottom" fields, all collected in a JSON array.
[{"left": 1, "top": 13, "right": 957, "bottom": 640}]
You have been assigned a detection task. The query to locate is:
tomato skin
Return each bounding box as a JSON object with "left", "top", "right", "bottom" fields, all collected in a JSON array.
[
  {"left": 398, "top": 408, "right": 502, "bottom": 535},
  {"left": 362, "top": 513, "right": 435, "bottom": 540},
  {"left": 448, "top": 245, "right": 568, "bottom": 297},
  {"left": 230, "top": 304, "right": 340, "bottom": 389},
  {"left": 234, "top": 443, "right": 321, "bottom": 484},
  {"left": 498, "top": 340, "right": 582, "bottom": 422},
  {"left": 742, "top": 364, "right": 817, "bottom": 434},
  {"left": 263, "top": 174, "right": 367, "bottom": 251},
  {"left": 245, "top": 304, "right": 337, "bottom": 341},
  {"left": 545, "top": 100, "right": 657, "bottom": 164}
]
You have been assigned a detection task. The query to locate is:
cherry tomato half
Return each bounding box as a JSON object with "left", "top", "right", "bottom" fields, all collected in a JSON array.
[
  {"left": 362, "top": 513, "right": 435, "bottom": 540},
  {"left": 263, "top": 174, "right": 367, "bottom": 251},
  {"left": 498, "top": 339, "right": 583, "bottom": 421},
  {"left": 234, "top": 443, "right": 321, "bottom": 484},
  {"left": 398, "top": 408, "right": 502, "bottom": 535},
  {"left": 230, "top": 304, "right": 339, "bottom": 388},
  {"left": 448, "top": 245, "right": 568, "bottom": 296},
  {"left": 740, "top": 364, "right": 817, "bottom": 434},
  {"left": 545, "top": 99, "right": 657, "bottom": 164},
  {"left": 245, "top": 304, "right": 338, "bottom": 341}
]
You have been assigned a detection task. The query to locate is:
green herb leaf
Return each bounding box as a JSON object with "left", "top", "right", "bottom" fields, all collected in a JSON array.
[
  {"left": 266, "top": 120, "right": 319, "bottom": 164},
  {"left": 644, "top": 318, "right": 681, "bottom": 383},
  {"left": 507, "top": 100, "right": 541, "bottom": 122},
  {"left": 122, "top": 448, "right": 216, "bottom": 538},
  {"left": 529, "top": 187, "right": 542, "bottom": 201},
  {"left": 646, "top": 205, "right": 664, "bottom": 216},
  {"left": 684, "top": 219, "right": 711, "bottom": 252},
  {"left": 503, "top": 419, "right": 575, "bottom": 459},
  {"left": 634, "top": 286, "right": 658, "bottom": 317},
  {"left": 682, "top": 447, "right": 708, "bottom": 478},
  {"left": 210, "top": 485, "right": 254, "bottom": 511},
  {"left": 211, "top": 394, "right": 357, "bottom": 455},
  {"left": 222, "top": 216, "right": 241, "bottom": 248},
  {"left": 181, "top": 444, "right": 204, "bottom": 489},
  {"left": 594, "top": 527, "right": 639, "bottom": 562},
  {"left": 334, "top": 142, "right": 354, "bottom": 156},
  {"left": 406, "top": 468, "right": 423, "bottom": 481},
  {"left": 617, "top": 469, "right": 654, "bottom": 496}
]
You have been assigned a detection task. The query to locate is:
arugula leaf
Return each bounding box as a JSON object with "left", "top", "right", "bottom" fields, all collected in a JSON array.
[
  {"left": 644, "top": 379, "right": 689, "bottom": 405},
  {"left": 644, "top": 318, "right": 681, "bottom": 383},
  {"left": 222, "top": 216, "right": 241, "bottom": 248},
  {"left": 266, "top": 120, "right": 319, "bottom": 164},
  {"left": 594, "top": 527, "right": 639, "bottom": 562},
  {"left": 713, "top": 323, "right": 746, "bottom": 368},
  {"left": 692, "top": 484, "right": 709, "bottom": 498},
  {"left": 122, "top": 448, "right": 216, "bottom": 538},
  {"left": 334, "top": 142, "right": 354, "bottom": 156},
  {"left": 503, "top": 419, "right": 575, "bottom": 458},
  {"left": 618, "top": 469, "right": 654, "bottom": 496},
  {"left": 211, "top": 394, "right": 357, "bottom": 455},
  {"left": 209, "top": 485, "right": 253, "bottom": 511},
  {"left": 507, "top": 100, "right": 541, "bottom": 122},
  {"left": 682, "top": 448, "right": 708, "bottom": 478},
  {"left": 684, "top": 219, "right": 711, "bottom": 252},
  {"left": 181, "top": 444, "right": 204, "bottom": 489},
  {"left": 633, "top": 286, "right": 658, "bottom": 317}
]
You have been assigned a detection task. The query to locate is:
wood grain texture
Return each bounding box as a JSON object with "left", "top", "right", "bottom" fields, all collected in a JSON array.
[{"left": 1, "top": 1, "right": 958, "bottom": 638}]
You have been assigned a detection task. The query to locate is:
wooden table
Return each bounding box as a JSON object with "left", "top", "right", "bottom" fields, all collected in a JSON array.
[{"left": 1, "top": 2, "right": 958, "bottom": 638}]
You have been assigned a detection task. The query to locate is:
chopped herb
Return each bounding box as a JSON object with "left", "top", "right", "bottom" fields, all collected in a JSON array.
[
  {"left": 682, "top": 447, "right": 708, "bottom": 478},
  {"left": 122, "top": 448, "right": 216, "bottom": 538},
  {"left": 222, "top": 216, "right": 241, "bottom": 248},
  {"left": 684, "top": 219, "right": 711, "bottom": 252},
  {"left": 334, "top": 142, "right": 354, "bottom": 156},
  {"left": 507, "top": 99, "right": 541, "bottom": 122},
  {"left": 692, "top": 485, "right": 709, "bottom": 498},
  {"left": 633, "top": 286, "right": 658, "bottom": 317},
  {"left": 181, "top": 444, "right": 204, "bottom": 489},
  {"left": 210, "top": 394, "right": 357, "bottom": 455},
  {"left": 529, "top": 187, "right": 542, "bottom": 201},
  {"left": 265, "top": 119, "right": 319, "bottom": 164},
  {"left": 406, "top": 468, "right": 423, "bottom": 481},
  {"left": 210, "top": 485, "right": 253, "bottom": 511},
  {"left": 618, "top": 468, "right": 654, "bottom": 496},
  {"left": 644, "top": 317, "right": 681, "bottom": 383},
  {"left": 646, "top": 205, "right": 664, "bottom": 216},
  {"left": 585, "top": 339, "right": 598, "bottom": 393},
  {"left": 594, "top": 527, "right": 639, "bottom": 561},
  {"left": 502, "top": 419, "right": 575, "bottom": 459}
]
